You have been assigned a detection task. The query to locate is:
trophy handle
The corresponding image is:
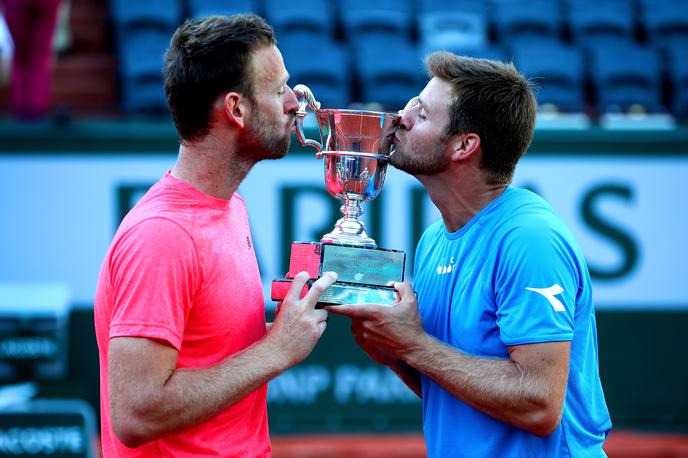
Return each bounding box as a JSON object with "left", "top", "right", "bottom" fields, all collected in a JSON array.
[{"left": 293, "top": 84, "right": 323, "bottom": 154}]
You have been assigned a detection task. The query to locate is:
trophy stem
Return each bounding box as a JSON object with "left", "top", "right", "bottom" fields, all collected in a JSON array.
[
  {"left": 321, "top": 198, "right": 377, "bottom": 248},
  {"left": 342, "top": 199, "right": 362, "bottom": 220}
]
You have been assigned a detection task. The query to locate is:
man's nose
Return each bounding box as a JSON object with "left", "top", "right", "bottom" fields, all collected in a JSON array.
[
  {"left": 285, "top": 86, "right": 299, "bottom": 114},
  {"left": 398, "top": 110, "right": 412, "bottom": 131},
  {"left": 398, "top": 96, "right": 418, "bottom": 130}
]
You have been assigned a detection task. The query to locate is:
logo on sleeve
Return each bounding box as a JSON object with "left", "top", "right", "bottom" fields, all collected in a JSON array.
[{"left": 525, "top": 284, "right": 566, "bottom": 312}]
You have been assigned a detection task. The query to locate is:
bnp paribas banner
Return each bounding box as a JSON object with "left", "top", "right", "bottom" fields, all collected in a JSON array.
[{"left": 0, "top": 153, "right": 686, "bottom": 310}]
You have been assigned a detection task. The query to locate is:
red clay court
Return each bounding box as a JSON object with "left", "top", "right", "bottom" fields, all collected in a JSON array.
[{"left": 270, "top": 431, "right": 688, "bottom": 457}]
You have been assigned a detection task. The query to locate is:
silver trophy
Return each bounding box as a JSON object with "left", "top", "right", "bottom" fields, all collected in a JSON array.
[
  {"left": 293, "top": 84, "right": 399, "bottom": 248},
  {"left": 268, "top": 84, "right": 406, "bottom": 306}
]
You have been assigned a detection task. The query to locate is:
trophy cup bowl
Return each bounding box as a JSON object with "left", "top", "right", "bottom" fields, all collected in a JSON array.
[{"left": 294, "top": 84, "right": 399, "bottom": 247}]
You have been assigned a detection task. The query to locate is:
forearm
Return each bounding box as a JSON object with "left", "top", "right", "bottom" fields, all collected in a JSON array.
[
  {"left": 114, "top": 337, "right": 286, "bottom": 447},
  {"left": 388, "top": 358, "right": 422, "bottom": 398},
  {"left": 402, "top": 335, "right": 558, "bottom": 436},
  {"left": 112, "top": 272, "right": 334, "bottom": 448}
]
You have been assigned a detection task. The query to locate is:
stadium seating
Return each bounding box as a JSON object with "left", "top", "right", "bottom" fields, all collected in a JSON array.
[
  {"left": 588, "top": 39, "right": 664, "bottom": 114},
  {"left": 110, "top": 0, "right": 181, "bottom": 30},
  {"left": 664, "top": 39, "right": 688, "bottom": 119},
  {"left": 99, "top": 0, "right": 688, "bottom": 119},
  {"left": 117, "top": 28, "right": 171, "bottom": 113},
  {"left": 493, "top": 0, "right": 563, "bottom": 45},
  {"left": 110, "top": 0, "right": 182, "bottom": 114},
  {"left": 124, "top": 78, "right": 169, "bottom": 114},
  {"left": 514, "top": 39, "right": 586, "bottom": 112},
  {"left": 118, "top": 28, "right": 170, "bottom": 82},
  {"left": 566, "top": 0, "right": 635, "bottom": 51},
  {"left": 265, "top": 0, "right": 335, "bottom": 39},
  {"left": 188, "top": 0, "right": 256, "bottom": 19},
  {"left": 639, "top": 0, "right": 688, "bottom": 50},
  {"left": 417, "top": 0, "right": 485, "bottom": 12},
  {"left": 339, "top": 0, "right": 414, "bottom": 39},
  {"left": 280, "top": 33, "right": 351, "bottom": 108},
  {"left": 417, "top": 0, "right": 489, "bottom": 56},
  {"left": 458, "top": 45, "right": 507, "bottom": 62},
  {"left": 352, "top": 34, "right": 425, "bottom": 111}
]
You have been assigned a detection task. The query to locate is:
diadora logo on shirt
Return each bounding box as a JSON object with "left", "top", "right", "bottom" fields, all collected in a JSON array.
[
  {"left": 525, "top": 284, "right": 566, "bottom": 312},
  {"left": 435, "top": 257, "right": 456, "bottom": 275}
]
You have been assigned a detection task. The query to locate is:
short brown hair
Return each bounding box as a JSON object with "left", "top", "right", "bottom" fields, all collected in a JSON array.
[
  {"left": 426, "top": 52, "right": 536, "bottom": 185},
  {"left": 163, "top": 14, "right": 276, "bottom": 142}
]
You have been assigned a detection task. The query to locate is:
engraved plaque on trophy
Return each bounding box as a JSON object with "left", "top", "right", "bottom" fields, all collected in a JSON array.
[{"left": 271, "top": 85, "right": 405, "bottom": 306}]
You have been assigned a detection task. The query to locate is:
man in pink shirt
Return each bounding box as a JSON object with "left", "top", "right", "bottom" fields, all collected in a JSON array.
[{"left": 94, "top": 15, "right": 336, "bottom": 457}]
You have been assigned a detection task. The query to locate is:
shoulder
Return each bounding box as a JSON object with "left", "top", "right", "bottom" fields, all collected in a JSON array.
[
  {"left": 106, "top": 217, "right": 202, "bottom": 293},
  {"left": 491, "top": 189, "right": 583, "bottom": 264},
  {"left": 499, "top": 187, "right": 557, "bottom": 221},
  {"left": 117, "top": 176, "right": 200, "bottom": 239},
  {"left": 496, "top": 188, "right": 570, "bottom": 243},
  {"left": 414, "top": 220, "right": 449, "bottom": 275},
  {"left": 230, "top": 192, "right": 250, "bottom": 218},
  {"left": 111, "top": 217, "right": 198, "bottom": 268},
  {"left": 416, "top": 219, "right": 445, "bottom": 251},
  {"left": 420, "top": 219, "right": 445, "bottom": 242},
  {"left": 120, "top": 217, "right": 194, "bottom": 244},
  {"left": 232, "top": 191, "right": 246, "bottom": 205}
]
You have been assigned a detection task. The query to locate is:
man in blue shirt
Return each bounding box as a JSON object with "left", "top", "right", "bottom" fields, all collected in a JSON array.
[{"left": 327, "top": 52, "right": 611, "bottom": 457}]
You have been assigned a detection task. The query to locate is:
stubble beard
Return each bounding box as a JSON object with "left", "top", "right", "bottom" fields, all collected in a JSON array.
[
  {"left": 238, "top": 108, "right": 292, "bottom": 163},
  {"left": 390, "top": 137, "right": 450, "bottom": 176}
]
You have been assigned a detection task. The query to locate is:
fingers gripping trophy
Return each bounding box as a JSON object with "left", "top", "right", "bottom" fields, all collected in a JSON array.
[{"left": 271, "top": 85, "right": 406, "bottom": 306}]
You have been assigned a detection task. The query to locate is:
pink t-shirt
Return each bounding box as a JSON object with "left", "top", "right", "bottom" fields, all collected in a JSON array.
[{"left": 94, "top": 172, "right": 270, "bottom": 457}]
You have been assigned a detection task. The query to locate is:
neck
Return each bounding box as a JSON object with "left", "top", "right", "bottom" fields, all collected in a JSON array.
[
  {"left": 417, "top": 168, "right": 507, "bottom": 233},
  {"left": 171, "top": 132, "right": 255, "bottom": 200}
]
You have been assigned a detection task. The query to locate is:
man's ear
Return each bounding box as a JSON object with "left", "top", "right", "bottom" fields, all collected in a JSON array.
[
  {"left": 223, "top": 92, "right": 248, "bottom": 128},
  {"left": 449, "top": 133, "right": 481, "bottom": 162}
]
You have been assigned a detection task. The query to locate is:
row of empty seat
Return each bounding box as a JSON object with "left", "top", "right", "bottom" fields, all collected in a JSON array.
[
  {"left": 109, "top": 0, "right": 688, "bottom": 118},
  {"left": 513, "top": 37, "right": 686, "bottom": 116},
  {"left": 187, "top": 0, "right": 688, "bottom": 47}
]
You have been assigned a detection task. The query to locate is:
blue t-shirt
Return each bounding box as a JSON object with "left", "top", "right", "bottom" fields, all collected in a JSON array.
[{"left": 414, "top": 186, "right": 611, "bottom": 458}]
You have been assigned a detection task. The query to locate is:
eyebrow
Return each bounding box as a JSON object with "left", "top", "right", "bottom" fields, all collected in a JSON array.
[
  {"left": 404, "top": 96, "right": 421, "bottom": 110},
  {"left": 417, "top": 97, "right": 428, "bottom": 112}
]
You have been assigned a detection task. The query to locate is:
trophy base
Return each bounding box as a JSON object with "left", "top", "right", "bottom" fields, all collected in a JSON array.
[
  {"left": 271, "top": 242, "right": 406, "bottom": 307},
  {"left": 321, "top": 234, "right": 376, "bottom": 248},
  {"left": 272, "top": 279, "right": 398, "bottom": 306},
  {"left": 321, "top": 222, "right": 377, "bottom": 248}
]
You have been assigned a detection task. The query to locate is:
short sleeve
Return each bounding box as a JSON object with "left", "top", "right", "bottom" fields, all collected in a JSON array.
[
  {"left": 494, "top": 222, "right": 578, "bottom": 346},
  {"left": 108, "top": 217, "right": 200, "bottom": 350}
]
